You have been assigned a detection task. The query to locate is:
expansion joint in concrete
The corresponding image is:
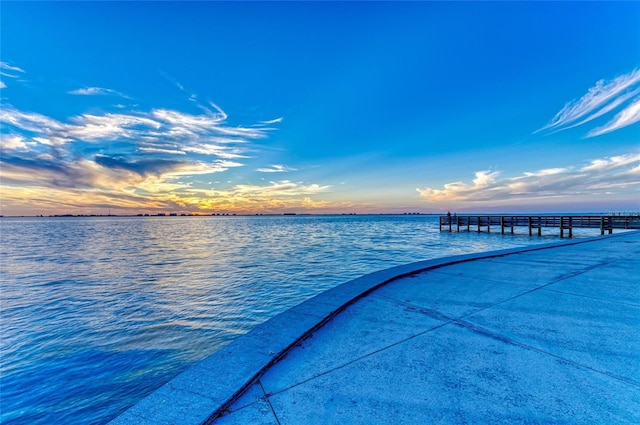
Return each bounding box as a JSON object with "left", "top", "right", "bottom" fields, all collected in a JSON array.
[
  {"left": 450, "top": 318, "right": 640, "bottom": 388},
  {"left": 258, "top": 379, "right": 281, "bottom": 425}
]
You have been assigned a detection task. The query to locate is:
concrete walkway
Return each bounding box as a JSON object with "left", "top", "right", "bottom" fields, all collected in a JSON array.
[
  {"left": 111, "top": 232, "right": 639, "bottom": 425},
  {"left": 215, "top": 232, "right": 639, "bottom": 424}
]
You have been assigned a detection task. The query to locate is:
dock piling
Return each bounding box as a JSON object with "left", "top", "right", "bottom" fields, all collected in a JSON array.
[{"left": 442, "top": 215, "right": 639, "bottom": 236}]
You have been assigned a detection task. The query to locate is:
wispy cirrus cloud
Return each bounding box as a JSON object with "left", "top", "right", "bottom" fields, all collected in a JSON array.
[
  {"left": 259, "top": 117, "right": 283, "bottom": 125},
  {"left": 0, "top": 61, "right": 26, "bottom": 90},
  {"left": 188, "top": 180, "right": 332, "bottom": 213},
  {"left": 0, "top": 61, "right": 25, "bottom": 80},
  {"left": 66, "top": 113, "right": 162, "bottom": 141},
  {"left": 232, "top": 180, "right": 328, "bottom": 197},
  {"left": 0, "top": 106, "right": 66, "bottom": 134},
  {"left": 93, "top": 154, "right": 241, "bottom": 178},
  {"left": 68, "top": 86, "right": 132, "bottom": 99},
  {"left": 417, "top": 153, "right": 640, "bottom": 205},
  {"left": 0, "top": 68, "right": 338, "bottom": 215},
  {"left": 588, "top": 97, "right": 640, "bottom": 137},
  {"left": 0, "top": 177, "right": 334, "bottom": 215},
  {"left": 0, "top": 61, "right": 25, "bottom": 73},
  {"left": 256, "top": 164, "right": 296, "bottom": 173},
  {"left": 0, "top": 101, "right": 273, "bottom": 157},
  {"left": 537, "top": 69, "right": 640, "bottom": 137},
  {"left": 0, "top": 134, "right": 29, "bottom": 150},
  {"left": 0, "top": 101, "right": 274, "bottom": 194}
]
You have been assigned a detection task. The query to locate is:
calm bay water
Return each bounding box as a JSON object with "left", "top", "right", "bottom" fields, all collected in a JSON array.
[{"left": 0, "top": 215, "right": 599, "bottom": 424}]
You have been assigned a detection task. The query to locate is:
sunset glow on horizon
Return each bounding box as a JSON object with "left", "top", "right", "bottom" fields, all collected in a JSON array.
[{"left": 1, "top": 2, "right": 639, "bottom": 216}]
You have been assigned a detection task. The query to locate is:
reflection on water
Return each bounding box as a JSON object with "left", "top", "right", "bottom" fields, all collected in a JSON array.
[{"left": 0, "top": 215, "right": 600, "bottom": 424}]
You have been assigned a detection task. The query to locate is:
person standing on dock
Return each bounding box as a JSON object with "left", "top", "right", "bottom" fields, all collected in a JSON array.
[{"left": 447, "top": 211, "right": 451, "bottom": 224}]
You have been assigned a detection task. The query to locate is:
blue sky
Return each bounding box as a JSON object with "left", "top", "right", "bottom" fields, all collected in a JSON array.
[{"left": 1, "top": 1, "right": 639, "bottom": 215}]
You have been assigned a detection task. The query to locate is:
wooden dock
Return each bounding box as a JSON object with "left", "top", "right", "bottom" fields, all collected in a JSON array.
[{"left": 439, "top": 215, "right": 640, "bottom": 237}]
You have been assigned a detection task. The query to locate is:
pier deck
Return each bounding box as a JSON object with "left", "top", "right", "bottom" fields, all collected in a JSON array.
[{"left": 439, "top": 215, "right": 640, "bottom": 237}]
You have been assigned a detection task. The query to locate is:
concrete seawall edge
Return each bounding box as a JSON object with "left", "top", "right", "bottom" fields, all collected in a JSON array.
[{"left": 108, "top": 231, "right": 637, "bottom": 425}]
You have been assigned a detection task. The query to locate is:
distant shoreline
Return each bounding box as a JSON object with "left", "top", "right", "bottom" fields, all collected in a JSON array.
[
  {"left": 1, "top": 212, "right": 434, "bottom": 218},
  {"left": 2, "top": 212, "right": 638, "bottom": 219}
]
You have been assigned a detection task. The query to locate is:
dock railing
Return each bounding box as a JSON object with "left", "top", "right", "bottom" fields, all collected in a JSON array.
[{"left": 439, "top": 215, "right": 640, "bottom": 237}]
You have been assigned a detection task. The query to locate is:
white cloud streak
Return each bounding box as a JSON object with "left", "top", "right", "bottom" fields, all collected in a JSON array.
[
  {"left": 138, "top": 147, "right": 187, "bottom": 155},
  {"left": 65, "top": 113, "right": 162, "bottom": 141},
  {"left": 417, "top": 153, "right": 640, "bottom": 204},
  {"left": 260, "top": 117, "right": 283, "bottom": 124},
  {"left": 0, "top": 61, "right": 25, "bottom": 88},
  {"left": 256, "top": 164, "right": 296, "bottom": 173},
  {"left": 0, "top": 106, "right": 66, "bottom": 133},
  {"left": 0, "top": 134, "right": 29, "bottom": 150},
  {"left": 0, "top": 62, "right": 25, "bottom": 73},
  {"left": 587, "top": 96, "right": 640, "bottom": 137},
  {"left": 205, "top": 101, "right": 228, "bottom": 121},
  {"left": 68, "top": 87, "right": 131, "bottom": 99},
  {"left": 537, "top": 69, "right": 640, "bottom": 137}
]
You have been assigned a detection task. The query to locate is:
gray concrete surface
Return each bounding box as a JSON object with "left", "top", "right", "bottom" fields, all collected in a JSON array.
[
  {"left": 110, "top": 231, "right": 639, "bottom": 425},
  {"left": 215, "top": 231, "right": 640, "bottom": 424}
]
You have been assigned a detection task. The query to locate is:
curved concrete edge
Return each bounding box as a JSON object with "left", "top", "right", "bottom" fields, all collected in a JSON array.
[{"left": 108, "top": 231, "right": 637, "bottom": 425}]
